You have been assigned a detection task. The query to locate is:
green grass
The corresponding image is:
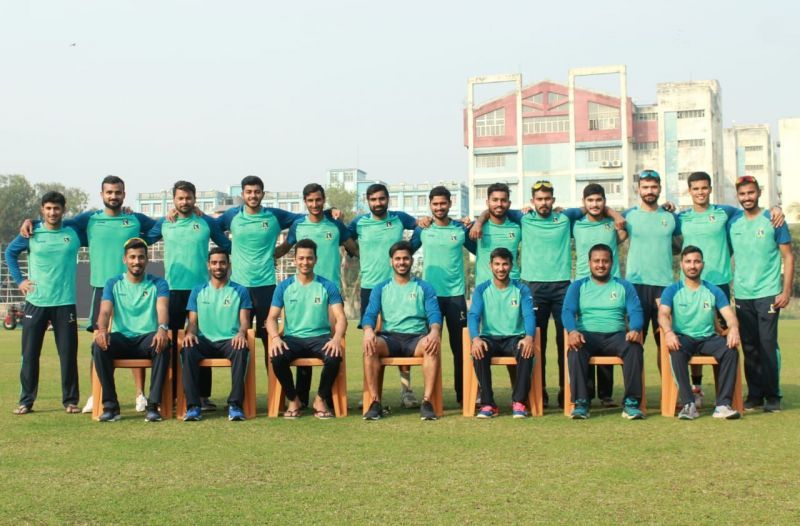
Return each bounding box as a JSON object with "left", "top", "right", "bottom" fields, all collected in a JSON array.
[{"left": 1, "top": 322, "right": 799, "bottom": 524}]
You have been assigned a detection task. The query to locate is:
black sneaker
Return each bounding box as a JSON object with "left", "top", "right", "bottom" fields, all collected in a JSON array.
[
  {"left": 98, "top": 409, "right": 121, "bottom": 422},
  {"left": 363, "top": 400, "right": 382, "bottom": 420},
  {"left": 144, "top": 405, "right": 163, "bottom": 422},
  {"left": 600, "top": 398, "right": 619, "bottom": 408},
  {"left": 763, "top": 398, "right": 782, "bottom": 413},
  {"left": 420, "top": 400, "right": 437, "bottom": 421},
  {"left": 743, "top": 398, "right": 763, "bottom": 412}
]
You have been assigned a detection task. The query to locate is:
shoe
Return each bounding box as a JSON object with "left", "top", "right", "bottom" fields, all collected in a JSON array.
[
  {"left": 81, "top": 396, "right": 94, "bottom": 414},
  {"left": 201, "top": 398, "right": 218, "bottom": 412},
  {"left": 511, "top": 401, "right": 529, "bottom": 419},
  {"left": 420, "top": 400, "right": 437, "bottom": 421},
  {"left": 692, "top": 387, "right": 704, "bottom": 408},
  {"left": 571, "top": 399, "right": 590, "bottom": 419},
  {"left": 401, "top": 390, "right": 420, "bottom": 409},
  {"left": 144, "top": 405, "right": 163, "bottom": 422},
  {"left": 713, "top": 405, "right": 741, "bottom": 419},
  {"left": 183, "top": 406, "right": 202, "bottom": 421},
  {"left": 363, "top": 401, "right": 383, "bottom": 420},
  {"left": 65, "top": 404, "right": 80, "bottom": 414},
  {"left": 135, "top": 394, "right": 147, "bottom": 413},
  {"left": 228, "top": 405, "right": 246, "bottom": 421},
  {"left": 98, "top": 409, "right": 121, "bottom": 422},
  {"left": 678, "top": 402, "right": 698, "bottom": 420},
  {"left": 763, "top": 398, "right": 782, "bottom": 413},
  {"left": 476, "top": 405, "right": 499, "bottom": 418},
  {"left": 600, "top": 397, "right": 619, "bottom": 408},
  {"left": 621, "top": 397, "right": 645, "bottom": 420},
  {"left": 743, "top": 398, "right": 763, "bottom": 412}
]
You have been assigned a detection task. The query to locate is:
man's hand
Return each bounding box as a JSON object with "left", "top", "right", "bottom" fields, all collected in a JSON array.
[
  {"left": 726, "top": 326, "right": 741, "bottom": 349},
  {"left": 18, "top": 280, "right": 34, "bottom": 296},
  {"left": 363, "top": 329, "right": 377, "bottom": 356},
  {"left": 625, "top": 330, "right": 642, "bottom": 344},
  {"left": 470, "top": 337, "right": 487, "bottom": 359},
  {"left": 231, "top": 331, "right": 247, "bottom": 350},
  {"left": 20, "top": 219, "right": 33, "bottom": 238},
  {"left": 94, "top": 329, "right": 110, "bottom": 351},
  {"left": 605, "top": 207, "right": 626, "bottom": 230},
  {"left": 330, "top": 207, "right": 342, "bottom": 221},
  {"left": 182, "top": 331, "right": 199, "bottom": 349},
  {"left": 269, "top": 336, "right": 288, "bottom": 357},
  {"left": 417, "top": 216, "right": 433, "bottom": 229},
  {"left": 469, "top": 221, "right": 483, "bottom": 241},
  {"left": 769, "top": 206, "right": 785, "bottom": 228},
  {"left": 661, "top": 201, "right": 676, "bottom": 213},
  {"left": 567, "top": 330, "right": 585, "bottom": 350},
  {"left": 322, "top": 337, "right": 344, "bottom": 357},
  {"left": 166, "top": 208, "right": 179, "bottom": 223},
  {"left": 152, "top": 328, "right": 169, "bottom": 353},
  {"left": 664, "top": 330, "right": 681, "bottom": 352},
  {"left": 421, "top": 330, "right": 441, "bottom": 356},
  {"left": 774, "top": 292, "right": 790, "bottom": 310},
  {"left": 518, "top": 335, "right": 535, "bottom": 359},
  {"left": 460, "top": 216, "right": 473, "bottom": 229}
]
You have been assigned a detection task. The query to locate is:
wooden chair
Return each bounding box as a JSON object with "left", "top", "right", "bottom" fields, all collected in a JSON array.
[
  {"left": 175, "top": 329, "right": 258, "bottom": 420},
  {"left": 658, "top": 328, "right": 744, "bottom": 416},
  {"left": 562, "top": 329, "right": 647, "bottom": 416},
  {"left": 461, "top": 327, "right": 543, "bottom": 417},
  {"left": 91, "top": 355, "right": 173, "bottom": 421}
]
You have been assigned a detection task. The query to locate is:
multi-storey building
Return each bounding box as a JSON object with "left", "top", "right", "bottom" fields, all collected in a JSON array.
[
  {"left": 137, "top": 189, "right": 229, "bottom": 216},
  {"left": 778, "top": 118, "right": 800, "bottom": 222},
  {"left": 723, "top": 124, "right": 777, "bottom": 207}
]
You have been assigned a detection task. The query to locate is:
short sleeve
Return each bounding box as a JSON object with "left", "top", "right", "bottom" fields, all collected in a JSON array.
[
  {"left": 334, "top": 219, "right": 350, "bottom": 243},
  {"left": 187, "top": 286, "right": 201, "bottom": 312},
  {"left": 321, "top": 278, "right": 343, "bottom": 305},
  {"left": 235, "top": 284, "right": 253, "bottom": 310},
  {"left": 134, "top": 212, "right": 156, "bottom": 234},
  {"left": 506, "top": 209, "right": 523, "bottom": 224},
  {"left": 203, "top": 215, "right": 232, "bottom": 251},
  {"left": 101, "top": 278, "right": 117, "bottom": 304},
  {"left": 155, "top": 277, "right": 170, "bottom": 297},
  {"left": 775, "top": 223, "right": 791, "bottom": 245},
  {"left": 396, "top": 211, "right": 417, "bottom": 230},
  {"left": 217, "top": 207, "right": 239, "bottom": 232},
  {"left": 562, "top": 207, "right": 585, "bottom": 222},
  {"left": 269, "top": 208, "right": 304, "bottom": 230},
  {"left": 409, "top": 227, "right": 423, "bottom": 252},
  {"left": 707, "top": 282, "right": 730, "bottom": 309},
  {"left": 271, "top": 279, "right": 289, "bottom": 309},
  {"left": 672, "top": 212, "right": 682, "bottom": 236},
  {"left": 285, "top": 220, "right": 299, "bottom": 245},
  {"left": 347, "top": 215, "right": 363, "bottom": 240},
  {"left": 659, "top": 284, "right": 677, "bottom": 309}
]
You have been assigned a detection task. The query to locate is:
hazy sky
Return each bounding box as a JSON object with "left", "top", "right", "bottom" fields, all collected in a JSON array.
[{"left": 1, "top": 1, "right": 797, "bottom": 208}]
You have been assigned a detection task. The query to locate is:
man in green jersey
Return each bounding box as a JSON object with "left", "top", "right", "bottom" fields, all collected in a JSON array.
[
  {"left": 410, "top": 185, "right": 476, "bottom": 405},
  {"left": 562, "top": 244, "right": 645, "bottom": 420},
  {"left": 92, "top": 239, "right": 170, "bottom": 422},
  {"left": 658, "top": 246, "right": 742, "bottom": 420},
  {"left": 5, "top": 192, "right": 85, "bottom": 415},
  {"left": 348, "top": 183, "right": 420, "bottom": 408},
  {"left": 468, "top": 183, "right": 521, "bottom": 285},
  {"left": 266, "top": 239, "right": 347, "bottom": 419},
  {"left": 361, "top": 241, "right": 443, "bottom": 421},
  {"left": 148, "top": 180, "right": 232, "bottom": 412},
  {"left": 181, "top": 248, "right": 252, "bottom": 422},
  {"left": 729, "top": 176, "right": 794, "bottom": 413},
  {"left": 468, "top": 247, "right": 537, "bottom": 419}
]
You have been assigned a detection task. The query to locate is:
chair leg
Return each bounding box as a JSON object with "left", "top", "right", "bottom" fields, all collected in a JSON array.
[
  {"left": 530, "top": 338, "right": 544, "bottom": 417},
  {"left": 91, "top": 363, "right": 103, "bottom": 421},
  {"left": 660, "top": 330, "right": 676, "bottom": 417},
  {"left": 176, "top": 350, "right": 187, "bottom": 420},
  {"left": 244, "top": 346, "right": 257, "bottom": 419},
  {"left": 732, "top": 352, "right": 744, "bottom": 413},
  {"left": 462, "top": 329, "right": 475, "bottom": 417},
  {"left": 267, "top": 358, "right": 283, "bottom": 417},
  {"left": 433, "top": 360, "right": 444, "bottom": 417},
  {"left": 332, "top": 350, "right": 348, "bottom": 417},
  {"left": 563, "top": 338, "right": 573, "bottom": 417},
  {"left": 361, "top": 365, "right": 371, "bottom": 416},
  {"left": 640, "top": 366, "right": 646, "bottom": 415}
]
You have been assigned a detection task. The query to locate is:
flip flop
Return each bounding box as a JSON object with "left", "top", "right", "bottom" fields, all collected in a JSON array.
[
  {"left": 65, "top": 404, "right": 81, "bottom": 414},
  {"left": 283, "top": 408, "right": 302, "bottom": 419},
  {"left": 313, "top": 408, "right": 334, "bottom": 420},
  {"left": 12, "top": 405, "right": 32, "bottom": 415}
]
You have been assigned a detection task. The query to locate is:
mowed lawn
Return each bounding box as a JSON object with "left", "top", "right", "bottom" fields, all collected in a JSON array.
[{"left": 1, "top": 321, "right": 799, "bottom": 525}]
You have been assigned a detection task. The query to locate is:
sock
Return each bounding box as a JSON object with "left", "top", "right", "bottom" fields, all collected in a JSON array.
[
  {"left": 400, "top": 369, "right": 412, "bottom": 393},
  {"left": 691, "top": 377, "right": 702, "bottom": 387}
]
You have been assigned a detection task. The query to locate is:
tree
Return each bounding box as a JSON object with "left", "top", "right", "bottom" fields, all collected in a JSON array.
[{"left": 326, "top": 184, "right": 361, "bottom": 318}]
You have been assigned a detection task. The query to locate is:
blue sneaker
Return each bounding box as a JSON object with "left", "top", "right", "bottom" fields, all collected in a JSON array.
[
  {"left": 476, "top": 405, "right": 499, "bottom": 418},
  {"left": 621, "top": 397, "right": 644, "bottom": 420},
  {"left": 228, "top": 405, "right": 245, "bottom": 421},
  {"left": 183, "top": 405, "right": 202, "bottom": 421},
  {"left": 570, "top": 399, "right": 590, "bottom": 419},
  {"left": 511, "top": 401, "right": 529, "bottom": 419}
]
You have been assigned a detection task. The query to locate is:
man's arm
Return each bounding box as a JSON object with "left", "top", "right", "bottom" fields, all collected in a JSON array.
[
  {"left": 718, "top": 305, "right": 741, "bottom": 349},
  {"left": 231, "top": 308, "right": 251, "bottom": 350},
  {"left": 657, "top": 304, "right": 681, "bottom": 352},
  {"left": 265, "top": 306, "right": 288, "bottom": 357},
  {"left": 409, "top": 227, "right": 423, "bottom": 253},
  {"left": 268, "top": 208, "right": 305, "bottom": 230},
  {"left": 622, "top": 280, "right": 644, "bottom": 333},
  {"left": 203, "top": 214, "right": 232, "bottom": 252},
  {"left": 183, "top": 311, "right": 200, "bottom": 348},
  {"left": 321, "top": 303, "right": 348, "bottom": 357},
  {"left": 776, "top": 243, "right": 795, "bottom": 309},
  {"left": 94, "top": 300, "right": 114, "bottom": 350},
  {"left": 145, "top": 217, "right": 164, "bottom": 244},
  {"left": 273, "top": 241, "right": 293, "bottom": 259},
  {"left": 4, "top": 235, "right": 31, "bottom": 293},
  {"left": 152, "top": 295, "right": 170, "bottom": 353}
]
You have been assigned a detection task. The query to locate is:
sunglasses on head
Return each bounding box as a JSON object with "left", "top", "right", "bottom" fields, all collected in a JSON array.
[
  {"left": 532, "top": 180, "right": 553, "bottom": 191},
  {"left": 736, "top": 175, "right": 758, "bottom": 185},
  {"left": 639, "top": 170, "right": 660, "bottom": 182}
]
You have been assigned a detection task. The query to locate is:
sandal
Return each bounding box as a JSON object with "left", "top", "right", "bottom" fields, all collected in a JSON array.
[
  {"left": 65, "top": 404, "right": 81, "bottom": 414},
  {"left": 12, "top": 405, "right": 32, "bottom": 415},
  {"left": 283, "top": 408, "right": 302, "bottom": 419},
  {"left": 313, "top": 408, "right": 334, "bottom": 420}
]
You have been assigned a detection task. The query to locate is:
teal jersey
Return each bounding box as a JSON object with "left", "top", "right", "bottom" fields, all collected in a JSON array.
[
  {"left": 348, "top": 211, "right": 417, "bottom": 289},
  {"left": 272, "top": 275, "right": 343, "bottom": 339},
  {"left": 562, "top": 277, "right": 643, "bottom": 334},
  {"left": 148, "top": 215, "right": 232, "bottom": 291},
  {"left": 475, "top": 218, "right": 521, "bottom": 285},
  {"left": 102, "top": 273, "right": 169, "bottom": 338},
  {"left": 515, "top": 208, "right": 583, "bottom": 282},
  {"left": 4, "top": 226, "right": 82, "bottom": 307},
  {"left": 660, "top": 280, "right": 730, "bottom": 339},
  {"left": 573, "top": 217, "right": 620, "bottom": 279},
  {"left": 409, "top": 222, "right": 476, "bottom": 297},
  {"left": 623, "top": 207, "right": 680, "bottom": 286},
  {"left": 362, "top": 277, "right": 442, "bottom": 334},
  {"left": 218, "top": 206, "right": 301, "bottom": 287},
  {"left": 187, "top": 280, "right": 252, "bottom": 342},
  {"left": 729, "top": 210, "right": 792, "bottom": 300},
  {"left": 677, "top": 204, "right": 737, "bottom": 285},
  {"left": 467, "top": 279, "right": 536, "bottom": 339},
  {"left": 286, "top": 216, "right": 350, "bottom": 286}
]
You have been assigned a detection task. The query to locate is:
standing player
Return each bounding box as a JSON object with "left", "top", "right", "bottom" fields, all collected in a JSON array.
[
  {"left": 348, "top": 183, "right": 420, "bottom": 408},
  {"left": 468, "top": 183, "right": 521, "bottom": 285},
  {"left": 409, "top": 185, "right": 476, "bottom": 405},
  {"left": 5, "top": 192, "right": 84, "bottom": 415},
  {"left": 729, "top": 176, "right": 794, "bottom": 413}
]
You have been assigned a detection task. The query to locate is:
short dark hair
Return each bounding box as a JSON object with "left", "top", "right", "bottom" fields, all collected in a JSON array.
[
  {"left": 207, "top": 247, "right": 229, "bottom": 261},
  {"left": 687, "top": 172, "right": 711, "bottom": 187},
  {"left": 588, "top": 243, "right": 613, "bottom": 260},
  {"left": 123, "top": 238, "right": 148, "bottom": 254},
  {"left": 583, "top": 183, "right": 606, "bottom": 199},
  {"left": 681, "top": 245, "right": 704, "bottom": 259},
  {"left": 101, "top": 175, "right": 125, "bottom": 190},
  {"left": 295, "top": 238, "right": 318, "bottom": 256},
  {"left": 172, "top": 180, "right": 196, "bottom": 197},
  {"left": 490, "top": 247, "right": 513, "bottom": 264},
  {"left": 487, "top": 183, "right": 510, "bottom": 199},
  {"left": 41, "top": 191, "right": 66, "bottom": 207},
  {"left": 366, "top": 183, "right": 389, "bottom": 199},
  {"left": 241, "top": 175, "right": 264, "bottom": 191},
  {"left": 303, "top": 183, "right": 326, "bottom": 199},
  {"left": 428, "top": 185, "right": 451, "bottom": 201},
  {"left": 389, "top": 240, "right": 413, "bottom": 257}
]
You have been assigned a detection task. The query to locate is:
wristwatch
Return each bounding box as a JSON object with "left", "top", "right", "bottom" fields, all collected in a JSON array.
[{"left": 158, "top": 323, "right": 169, "bottom": 331}]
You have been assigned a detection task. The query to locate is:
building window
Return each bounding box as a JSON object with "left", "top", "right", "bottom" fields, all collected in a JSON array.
[
  {"left": 203, "top": 202, "right": 214, "bottom": 212},
  {"left": 475, "top": 153, "right": 508, "bottom": 168},
  {"left": 547, "top": 92, "right": 567, "bottom": 105},
  {"left": 403, "top": 196, "right": 413, "bottom": 209},
  {"left": 678, "top": 139, "right": 706, "bottom": 148},
  {"left": 389, "top": 196, "right": 398, "bottom": 208},
  {"left": 633, "top": 141, "right": 659, "bottom": 151},
  {"left": 475, "top": 108, "right": 505, "bottom": 137},
  {"left": 525, "top": 93, "right": 543, "bottom": 105},
  {"left": 636, "top": 112, "right": 657, "bottom": 121},
  {"left": 677, "top": 109, "right": 705, "bottom": 119},
  {"left": 524, "top": 115, "right": 569, "bottom": 134},
  {"left": 451, "top": 194, "right": 458, "bottom": 206},
  {"left": 678, "top": 172, "right": 692, "bottom": 181},
  {"left": 330, "top": 172, "right": 340, "bottom": 183},
  {"left": 577, "top": 180, "right": 622, "bottom": 197},
  {"left": 343, "top": 172, "right": 354, "bottom": 183},
  {"left": 744, "top": 145, "right": 763, "bottom": 152},
  {"left": 153, "top": 203, "right": 163, "bottom": 215},
  {"left": 588, "top": 102, "right": 619, "bottom": 130},
  {"left": 745, "top": 164, "right": 765, "bottom": 171},
  {"left": 587, "top": 148, "right": 621, "bottom": 162},
  {"left": 141, "top": 204, "right": 151, "bottom": 215},
  {"left": 417, "top": 195, "right": 427, "bottom": 209},
  {"left": 474, "top": 185, "right": 488, "bottom": 200}
]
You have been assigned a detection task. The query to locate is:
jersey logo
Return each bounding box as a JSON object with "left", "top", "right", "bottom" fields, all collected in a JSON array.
[
  {"left": 64, "top": 236, "right": 71, "bottom": 243},
  {"left": 223, "top": 297, "right": 231, "bottom": 306},
  {"left": 508, "top": 232, "right": 516, "bottom": 239},
  {"left": 386, "top": 221, "right": 393, "bottom": 228},
  {"left": 122, "top": 218, "right": 130, "bottom": 226},
  {"left": 553, "top": 216, "right": 559, "bottom": 223},
  {"left": 408, "top": 291, "right": 417, "bottom": 300},
  {"left": 756, "top": 228, "right": 765, "bottom": 239},
  {"left": 660, "top": 219, "right": 668, "bottom": 227},
  {"left": 262, "top": 220, "right": 269, "bottom": 230},
  {"left": 604, "top": 223, "right": 612, "bottom": 231},
  {"left": 768, "top": 304, "right": 777, "bottom": 314},
  {"left": 142, "top": 290, "right": 149, "bottom": 298},
  {"left": 510, "top": 299, "right": 518, "bottom": 307},
  {"left": 314, "top": 296, "right": 322, "bottom": 304},
  {"left": 703, "top": 301, "right": 711, "bottom": 310},
  {"left": 193, "top": 223, "right": 201, "bottom": 231},
  {"left": 709, "top": 215, "right": 716, "bottom": 223},
  {"left": 451, "top": 234, "right": 458, "bottom": 241},
  {"left": 610, "top": 291, "right": 618, "bottom": 301},
  {"left": 325, "top": 231, "right": 333, "bottom": 240}
]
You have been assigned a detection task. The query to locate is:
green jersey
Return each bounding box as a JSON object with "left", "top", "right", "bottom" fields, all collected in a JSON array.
[
  {"left": 187, "top": 280, "right": 252, "bottom": 342},
  {"left": 573, "top": 217, "right": 620, "bottom": 279},
  {"left": 562, "top": 276, "right": 643, "bottom": 334},
  {"left": 677, "top": 204, "right": 738, "bottom": 285},
  {"left": 660, "top": 280, "right": 730, "bottom": 339},
  {"left": 272, "top": 275, "right": 343, "bottom": 339},
  {"left": 362, "top": 277, "right": 442, "bottom": 334},
  {"left": 409, "top": 221, "right": 476, "bottom": 297},
  {"left": 348, "top": 211, "right": 417, "bottom": 289},
  {"left": 476, "top": 218, "right": 521, "bottom": 285},
  {"left": 286, "top": 216, "right": 350, "bottom": 286},
  {"left": 102, "top": 273, "right": 169, "bottom": 338},
  {"left": 467, "top": 279, "right": 536, "bottom": 338},
  {"left": 510, "top": 208, "right": 583, "bottom": 282},
  {"left": 729, "top": 210, "right": 792, "bottom": 299},
  {"left": 4, "top": 226, "right": 83, "bottom": 307},
  {"left": 623, "top": 207, "right": 680, "bottom": 286}
]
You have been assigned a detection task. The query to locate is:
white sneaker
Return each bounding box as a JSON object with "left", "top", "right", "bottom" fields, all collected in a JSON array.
[
  {"left": 81, "top": 395, "right": 94, "bottom": 414},
  {"left": 692, "top": 387, "right": 704, "bottom": 408},
  {"left": 135, "top": 394, "right": 147, "bottom": 412},
  {"left": 401, "top": 390, "right": 420, "bottom": 408},
  {"left": 712, "top": 405, "right": 741, "bottom": 420}
]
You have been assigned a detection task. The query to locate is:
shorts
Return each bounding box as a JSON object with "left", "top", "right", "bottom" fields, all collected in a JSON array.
[{"left": 378, "top": 331, "right": 423, "bottom": 358}]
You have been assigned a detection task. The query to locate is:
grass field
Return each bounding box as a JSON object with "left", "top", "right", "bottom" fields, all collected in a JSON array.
[{"left": 1, "top": 322, "right": 799, "bottom": 525}]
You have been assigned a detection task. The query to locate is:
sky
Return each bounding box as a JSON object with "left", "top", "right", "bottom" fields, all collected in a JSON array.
[{"left": 1, "top": 1, "right": 797, "bottom": 208}]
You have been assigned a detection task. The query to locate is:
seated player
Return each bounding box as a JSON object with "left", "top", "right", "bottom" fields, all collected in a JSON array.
[
  {"left": 468, "top": 248, "right": 537, "bottom": 418},
  {"left": 181, "top": 248, "right": 252, "bottom": 422},
  {"left": 361, "top": 241, "right": 442, "bottom": 421},
  {"left": 658, "top": 246, "right": 742, "bottom": 420},
  {"left": 266, "top": 239, "right": 346, "bottom": 419},
  {"left": 562, "top": 243, "right": 645, "bottom": 420}
]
